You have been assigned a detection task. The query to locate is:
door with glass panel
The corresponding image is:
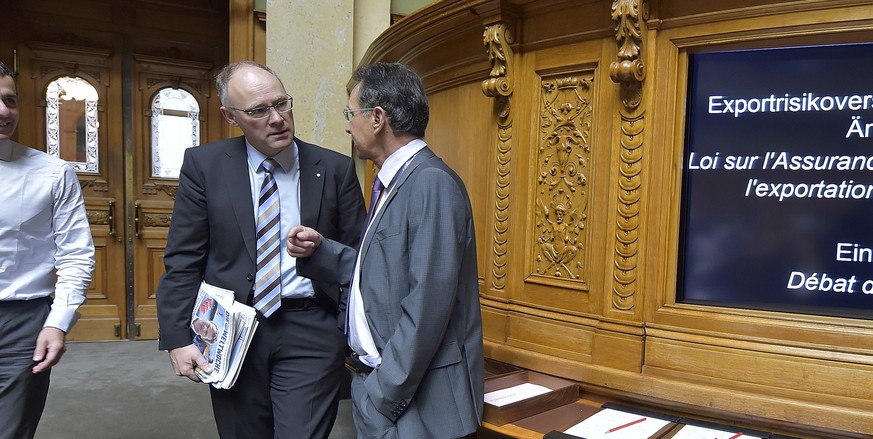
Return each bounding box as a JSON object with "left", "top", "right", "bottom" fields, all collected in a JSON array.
[
  {"left": 130, "top": 56, "right": 216, "bottom": 339},
  {"left": 24, "top": 45, "right": 218, "bottom": 340}
]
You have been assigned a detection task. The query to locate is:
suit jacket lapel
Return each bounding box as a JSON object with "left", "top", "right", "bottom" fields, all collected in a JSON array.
[
  {"left": 222, "top": 137, "right": 258, "bottom": 263},
  {"left": 297, "top": 139, "right": 325, "bottom": 227},
  {"left": 359, "top": 147, "right": 435, "bottom": 258}
]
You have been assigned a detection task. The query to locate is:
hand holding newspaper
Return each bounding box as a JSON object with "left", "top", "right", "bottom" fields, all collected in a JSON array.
[{"left": 191, "top": 281, "right": 259, "bottom": 389}]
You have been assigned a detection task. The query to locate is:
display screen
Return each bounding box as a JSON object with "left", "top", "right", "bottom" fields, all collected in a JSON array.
[{"left": 678, "top": 43, "right": 873, "bottom": 319}]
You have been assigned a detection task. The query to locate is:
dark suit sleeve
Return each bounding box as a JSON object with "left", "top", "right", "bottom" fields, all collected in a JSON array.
[
  {"left": 156, "top": 148, "right": 210, "bottom": 350},
  {"left": 298, "top": 237, "right": 358, "bottom": 287}
]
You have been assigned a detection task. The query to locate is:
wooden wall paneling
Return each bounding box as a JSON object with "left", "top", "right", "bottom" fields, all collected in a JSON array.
[
  {"left": 427, "top": 83, "right": 495, "bottom": 289},
  {"left": 361, "top": 0, "right": 873, "bottom": 436},
  {"left": 641, "top": 1, "right": 873, "bottom": 435}
]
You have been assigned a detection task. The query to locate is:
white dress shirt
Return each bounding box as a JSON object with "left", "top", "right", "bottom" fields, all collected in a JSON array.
[
  {"left": 245, "top": 140, "right": 314, "bottom": 299},
  {"left": 348, "top": 138, "right": 426, "bottom": 367},
  {"left": 0, "top": 139, "right": 95, "bottom": 331}
]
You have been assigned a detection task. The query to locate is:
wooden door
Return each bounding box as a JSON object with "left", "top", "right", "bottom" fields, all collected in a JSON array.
[
  {"left": 23, "top": 42, "right": 127, "bottom": 340},
  {"left": 18, "top": 46, "right": 220, "bottom": 341},
  {"left": 4, "top": 0, "right": 228, "bottom": 340},
  {"left": 131, "top": 56, "right": 217, "bottom": 339}
]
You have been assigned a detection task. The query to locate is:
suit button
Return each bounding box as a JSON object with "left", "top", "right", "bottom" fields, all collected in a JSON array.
[{"left": 246, "top": 274, "right": 254, "bottom": 281}]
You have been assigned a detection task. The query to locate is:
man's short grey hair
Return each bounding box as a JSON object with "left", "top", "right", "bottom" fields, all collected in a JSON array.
[
  {"left": 352, "top": 62, "right": 429, "bottom": 138},
  {"left": 215, "top": 61, "right": 283, "bottom": 107}
]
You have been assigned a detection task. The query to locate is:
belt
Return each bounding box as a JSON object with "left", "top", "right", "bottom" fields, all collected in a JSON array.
[
  {"left": 348, "top": 353, "right": 374, "bottom": 374},
  {"left": 280, "top": 297, "right": 321, "bottom": 311},
  {"left": 0, "top": 296, "right": 52, "bottom": 307}
]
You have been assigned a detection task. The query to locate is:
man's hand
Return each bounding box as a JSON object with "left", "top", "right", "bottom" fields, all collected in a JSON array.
[
  {"left": 169, "top": 344, "right": 212, "bottom": 382},
  {"left": 32, "top": 327, "right": 67, "bottom": 374},
  {"left": 287, "top": 225, "right": 323, "bottom": 258}
]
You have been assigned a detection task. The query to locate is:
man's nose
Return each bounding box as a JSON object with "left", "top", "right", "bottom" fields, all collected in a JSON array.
[{"left": 267, "top": 107, "right": 285, "bottom": 123}]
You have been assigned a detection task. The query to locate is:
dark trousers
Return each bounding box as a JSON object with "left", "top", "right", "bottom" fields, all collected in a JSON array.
[
  {"left": 210, "top": 303, "right": 346, "bottom": 439},
  {"left": 0, "top": 297, "right": 51, "bottom": 439}
]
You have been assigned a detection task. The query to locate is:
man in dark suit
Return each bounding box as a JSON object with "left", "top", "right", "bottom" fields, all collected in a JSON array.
[
  {"left": 156, "top": 61, "right": 366, "bottom": 438},
  {"left": 288, "top": 62, "right": 483, "bottom": 438}
]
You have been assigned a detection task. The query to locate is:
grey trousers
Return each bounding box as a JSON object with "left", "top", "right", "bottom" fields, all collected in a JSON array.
[{"left": 0, "top": 297, "right": 51, "bottom": 439}]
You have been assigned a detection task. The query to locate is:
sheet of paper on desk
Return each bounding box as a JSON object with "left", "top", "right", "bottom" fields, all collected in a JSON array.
[
  {"left": 484, "top": 382, "right": 553, "bottom": 407},
  {"left": 670, "top": 424, "right": 762, "bottom": 439},
  {"left": 563, "top": 408, "right": 671, "bottom": 439}
]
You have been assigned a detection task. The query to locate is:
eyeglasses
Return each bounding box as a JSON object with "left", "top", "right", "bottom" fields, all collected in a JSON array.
[
  {"left": 343, "top": 107, "right": 375, "bottom": 121},
  {"left": 228, "top": 96, "right": 293, "bottom": 119}
]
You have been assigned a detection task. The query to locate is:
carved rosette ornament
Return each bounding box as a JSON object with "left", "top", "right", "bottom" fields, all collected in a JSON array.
[
  {"left": 482, "top": 23, "right": 515, "bottom": 291},
  {"left": 610, "top": 0, "right": 646, "bottom": 311},
  {"left": 534, "top": 77, "right": 593, "bottom": 280}
]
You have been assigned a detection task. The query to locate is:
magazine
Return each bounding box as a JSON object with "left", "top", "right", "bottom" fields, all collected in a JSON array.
[{"left": 191, "top": 281, "right": 259, "bottom": 389}]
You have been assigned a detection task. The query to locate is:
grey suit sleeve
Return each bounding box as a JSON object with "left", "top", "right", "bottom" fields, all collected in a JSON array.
[{"left": 298, "top": 237, "right": 358, "bottom": 287}]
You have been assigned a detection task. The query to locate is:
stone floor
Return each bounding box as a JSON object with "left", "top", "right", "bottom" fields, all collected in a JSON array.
[{"left": 35, "top": 340, "right": 355, "bottom": 439}]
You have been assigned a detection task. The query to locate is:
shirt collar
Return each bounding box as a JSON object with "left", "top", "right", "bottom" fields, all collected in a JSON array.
[
  {"left": 377, "top": 138, "right": 426, "bottom": 188},
  {"left": 246, "top": 139, "right": 298, "bottom": 173}
]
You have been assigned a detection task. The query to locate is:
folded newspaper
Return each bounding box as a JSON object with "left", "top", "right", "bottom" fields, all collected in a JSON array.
[{"left": 191, "top": 281, "right": 258, "bottom": 389}]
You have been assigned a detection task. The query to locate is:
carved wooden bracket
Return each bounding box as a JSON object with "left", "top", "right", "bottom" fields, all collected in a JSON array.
[
  {"left": 482, "top": 23, "right": 515, "bottom": 122},
  {"left": 482, "top": 19, "right": 517, "bottom": 292},
  {"left": 610, "top": 0, "right": 647, "bottom": 110}
]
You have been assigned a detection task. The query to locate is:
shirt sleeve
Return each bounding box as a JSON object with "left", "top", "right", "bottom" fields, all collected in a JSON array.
[{"left": 45, "top": 164, "right": 95, "bottom": 332}]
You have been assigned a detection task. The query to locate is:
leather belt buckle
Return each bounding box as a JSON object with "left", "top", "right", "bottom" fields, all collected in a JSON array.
[{"left": 280, "top": 297, "right": 319, "bottom": 311}]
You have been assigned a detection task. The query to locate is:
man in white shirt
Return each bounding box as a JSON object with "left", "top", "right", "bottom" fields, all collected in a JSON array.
[{"left": 0, "top": 60, "right": 95, "bottom": 439}]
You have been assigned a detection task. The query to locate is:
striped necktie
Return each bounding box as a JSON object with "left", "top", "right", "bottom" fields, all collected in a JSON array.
[{"left": 253, "top": 158, "right": 282, "bottom": 317}]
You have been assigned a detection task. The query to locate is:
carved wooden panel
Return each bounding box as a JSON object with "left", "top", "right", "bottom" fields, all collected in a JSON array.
[{"left": 532, "top": 74, "right": 594, "bottom": 287}]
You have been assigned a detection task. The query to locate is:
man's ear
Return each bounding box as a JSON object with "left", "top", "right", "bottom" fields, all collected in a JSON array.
[
  {"left": 220, "top": 106, "right": 239, "bottom": 126},
  {"left": 371, "top": 106, "right": 385, "bottom": 129}
]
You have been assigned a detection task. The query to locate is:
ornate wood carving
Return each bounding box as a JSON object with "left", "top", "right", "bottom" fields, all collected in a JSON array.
[
  {"left": 87, "top": 210, "right": 109, "bottom": 226},
  {"left": 142, "top": 182, "right": 178, "bottom": 198},
  {"left": 482, "top": 23, "right": 515, "bottom": 291},
  {"left": 610, "top": 0, "right": 646, "bottom": 110},
  {"left": 610, "top": 0, "right": 646, "bottom": 311},
  {"left": 80, "top": 178, "right": 110, "bottom": 192},
  {"left": 535, "top": 76, "right": 593, "bottom": 281},
  {"left": 143, "top": 212, "right": 172, "bottom": 228},
  {"left": 613, "top": 114, "right": 643, "bottom": 310}
]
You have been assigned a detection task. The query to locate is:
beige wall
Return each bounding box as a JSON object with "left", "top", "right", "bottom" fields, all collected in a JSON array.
[
  {"left": 391, "top": 0, "right": 433, "bottom": 15},
  {"left": 266, "top": 0, "right": 391, "bottom": 159}
]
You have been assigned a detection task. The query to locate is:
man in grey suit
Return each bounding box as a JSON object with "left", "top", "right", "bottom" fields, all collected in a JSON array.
[
  {"left": 288, "top": 62, "right": 483, "bottom": 438},
  {"left": 156, "top": 61, "right": 366, "bottom": 438}
]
